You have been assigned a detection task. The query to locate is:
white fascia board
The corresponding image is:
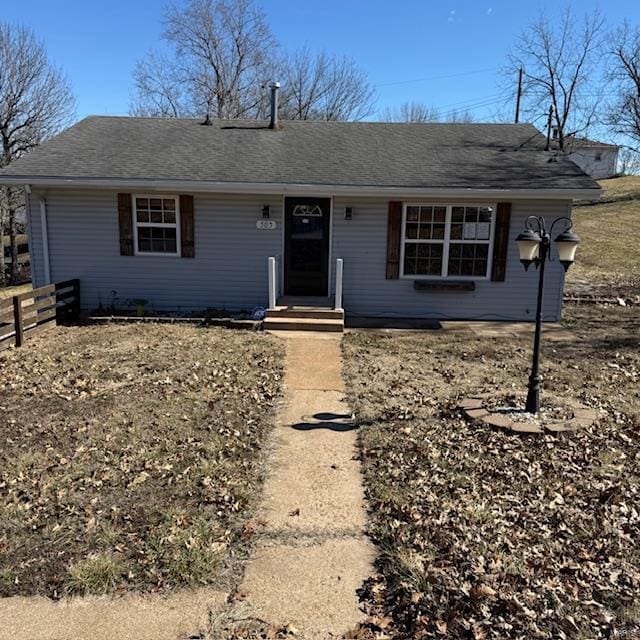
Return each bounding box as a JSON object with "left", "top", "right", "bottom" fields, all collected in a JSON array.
[{"left": 0, "top": 176, "right": 603, "bottom": 201}]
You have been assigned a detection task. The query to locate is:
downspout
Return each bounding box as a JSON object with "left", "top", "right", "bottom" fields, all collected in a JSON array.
[{"left": 37, "top": 192, "right": 51, "bottom": 285}]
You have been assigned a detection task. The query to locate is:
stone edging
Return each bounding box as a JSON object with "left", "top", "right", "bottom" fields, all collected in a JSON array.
[{"left": 459, "top": 393, "right": 598, "bottom": 434}]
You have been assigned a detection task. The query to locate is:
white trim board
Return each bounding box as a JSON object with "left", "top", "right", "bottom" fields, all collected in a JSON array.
[{"left": 3, "top": 177, "right": 601, "bottom": 201}]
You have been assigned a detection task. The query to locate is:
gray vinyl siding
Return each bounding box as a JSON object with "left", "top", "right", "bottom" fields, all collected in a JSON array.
[
  {"left": 26, "top": 191, "right": 45, "bottom": 288},
  {"left": 29, "top": 189, "right": 282, "bottom": 312},
  {"left": 27, "top": 188, "right": 570, "bottom": 321},
  {"left": 330, "top": 197, "right": 570, "bottom": 321}
]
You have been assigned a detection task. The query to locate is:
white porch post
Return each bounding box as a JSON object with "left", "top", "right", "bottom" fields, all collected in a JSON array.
[
  {"left": 268, "top": 256, "right": 277, "bottom": 309},
  {"left": 334, "top": 258, "right": 343, "bottom": 311}
]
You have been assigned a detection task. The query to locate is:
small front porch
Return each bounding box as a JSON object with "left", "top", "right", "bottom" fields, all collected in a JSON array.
[
  {"left": 264, "top": 296, "right": 345, "bottom": 332},
  {"left": 264, "top": 254, "right": 345, "bottom": 332}
]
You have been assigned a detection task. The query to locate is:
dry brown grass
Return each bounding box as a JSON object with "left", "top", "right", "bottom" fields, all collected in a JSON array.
[
  {"left": 343, "top": 305, "right": 640, "bottom": 639},
  {"left": 0, "top": 323, "right": 284, "bottom": 598},
  {"left": 597, "top": 175, "right": 640, "bottom": 201},
  {"left": 568, "top": 178, "right": 640, "bottom": 297}
]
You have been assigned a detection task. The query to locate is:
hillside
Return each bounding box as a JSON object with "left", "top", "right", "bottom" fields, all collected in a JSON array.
[{"left": 567, "top": 176, "right": 640, "bottom": 300}]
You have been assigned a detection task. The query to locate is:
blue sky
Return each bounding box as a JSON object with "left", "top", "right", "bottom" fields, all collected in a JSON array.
[{"left": 3, "top": 0, "right": 639, "bottom": 127}]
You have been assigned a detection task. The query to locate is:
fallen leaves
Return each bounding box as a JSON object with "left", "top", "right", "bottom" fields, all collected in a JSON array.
[
  {"left": 0, "top": 323, "right": 284, "bottom": 597},
  {"left": 343, "top": 304, "right": 640, "bottom": 640}
]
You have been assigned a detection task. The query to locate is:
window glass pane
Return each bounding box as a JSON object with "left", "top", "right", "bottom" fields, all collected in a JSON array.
[
  {"left": 406, "top": 223, "right": 418, "bottom": 239},
  {"left": 406, "top": 206, "right": 419, "bottom": 222},
  {"left": 150, "top": 198, "right": 162, "bottom": 211},
  {"left": 477, "top": 222, "right": 490, "bottom": 240},
  {"left": 164, "top": 210, "right": 176, "bottom": 224},
  {"left": 417, "top": 244, "right": 430, "bottom": 258},
  {"left": 136, "top": 198, "right": 148, "bottom": 209},
  {"left": 432, "top": 224, "right": 445, "bottom": 239},
  {"left": 150, "top": 209, "right": 163, "bottom": 223},
  {"left": 460, "top": 260, "right": 474, "bottom": 276},
  {"left": 479, "top": 207, "right": 492, "bottom": 223},
  {"left": 450, "top": 223, "right": 463, "bottom": 240},
  {"left": 137, "top": 226, "right": 177, "bottom": 253},
  {"left": 465, "top": 207, "right": 479, "bottom": 222},
  {"left": 452, "top": 206, "right": 465, "bottom": 223},
  {"left": 136, "top": 209, "right": 150, "bottom": 223},
  {"left": 419, "top": 207, "right": 433, "bottom": 223},
  {"left": 434, "top": 206, "right": 446, "bottom": 223},
  {"left": 418, "top": 224, "right": 433, "bottom": 240},
  {"left": 473, "top": 261, "right": 486, "bottom": 276},
  {"left": 163, "top": 199, "right": 176, "bottom": 211}
]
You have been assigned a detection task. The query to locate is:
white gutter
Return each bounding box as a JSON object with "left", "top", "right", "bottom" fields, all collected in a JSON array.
[
  {"left": 0, "top": 176, "right": 602, "bottom": 201},
  {"left": 39, "top": 198, "right": 51, "bottom": 284}
]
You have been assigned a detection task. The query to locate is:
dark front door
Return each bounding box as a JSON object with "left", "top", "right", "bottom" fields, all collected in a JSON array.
[{"left": 284, "top": 197, "right": 331, "bottom": 296}]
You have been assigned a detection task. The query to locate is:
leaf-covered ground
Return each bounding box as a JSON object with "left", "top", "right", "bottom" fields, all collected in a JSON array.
[
  {"left": 0, "top": 323, "right": 284, "bottom": 598},
  {"left": 343, "top": 305, "right": 640, "bottom": 640}
]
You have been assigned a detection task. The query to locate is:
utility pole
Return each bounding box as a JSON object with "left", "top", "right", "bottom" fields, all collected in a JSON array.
[
  {"left": 544, "top": 104, "right": 554, "bottom": 151},
  {"left": 515, "top": 67, "right": 523, "bottom": 123}
]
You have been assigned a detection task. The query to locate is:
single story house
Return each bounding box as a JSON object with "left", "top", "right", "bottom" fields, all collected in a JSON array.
[
  {"left": 0, "top": 107, "right": 601, "bottom": 326},
  {"left": 566, "top": 136, "right": 619, "bottom": 180}
]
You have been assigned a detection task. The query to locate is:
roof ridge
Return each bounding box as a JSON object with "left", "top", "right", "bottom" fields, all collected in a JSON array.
[{"left": 80, "top": 114, "right": 538, "bottom": 128}]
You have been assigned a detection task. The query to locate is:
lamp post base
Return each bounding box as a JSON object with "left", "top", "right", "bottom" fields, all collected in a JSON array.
[{"left": 525, "top": 384, "right": 540, "bottom": 414}]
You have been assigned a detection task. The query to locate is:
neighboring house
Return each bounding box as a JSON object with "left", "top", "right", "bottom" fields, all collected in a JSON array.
[
  {"left": 0, "top": 103, "right": 600, "bottom": 325},
  {"left": 566, "top": 136, "right": 619, "bottom": 180}
]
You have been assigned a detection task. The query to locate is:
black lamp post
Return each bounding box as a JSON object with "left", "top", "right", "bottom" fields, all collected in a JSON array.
[{"left": 515, "top": 216, "right": 581, "bottom": 413}]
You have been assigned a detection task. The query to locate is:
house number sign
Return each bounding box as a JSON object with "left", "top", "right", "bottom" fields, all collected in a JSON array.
[{"left": 256, "top": 220, "right": 277, "bottom": 230}]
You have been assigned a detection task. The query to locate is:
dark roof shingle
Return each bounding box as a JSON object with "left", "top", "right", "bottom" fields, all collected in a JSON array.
[{"left": 0, "top": 116, "right": 600, "bottom": 191}]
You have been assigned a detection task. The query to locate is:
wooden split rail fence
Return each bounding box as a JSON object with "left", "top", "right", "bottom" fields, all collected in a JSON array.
[{"left": 0, "top": 279, "right": 80, "bottom": 351}]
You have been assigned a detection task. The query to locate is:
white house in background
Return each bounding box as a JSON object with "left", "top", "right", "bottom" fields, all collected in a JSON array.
[{"left": 566, "top": 136, "right": 619, "bottom": 180}]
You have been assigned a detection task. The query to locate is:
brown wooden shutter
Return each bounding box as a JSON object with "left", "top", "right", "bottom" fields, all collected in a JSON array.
[
  {"left": 117, "top": 193, "right": 134, "bottom": 256},
  {"left": 180, "top": 195, "right": 195, "bottom": 258},
  {"left": 491, "top": 202, "right": 511, "bottom": 281},
  {"left": 386, "top": 201, "right": 403, "bottom": 279}
]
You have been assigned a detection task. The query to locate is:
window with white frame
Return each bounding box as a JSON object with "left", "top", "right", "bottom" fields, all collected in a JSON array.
[
  {"left": 402, "top": 204, "right": 495, "bottom": 278},
  {"left": 133, "top": 196, "right": 180, "bottom": 255}
]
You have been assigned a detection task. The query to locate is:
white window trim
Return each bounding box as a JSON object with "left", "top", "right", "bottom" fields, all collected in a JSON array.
[
  {"left": 400, "top": 203, "right": 497, "bottom": 280},
  {"left": 132, "top": 194, "right": 182, "bottom": 257}
]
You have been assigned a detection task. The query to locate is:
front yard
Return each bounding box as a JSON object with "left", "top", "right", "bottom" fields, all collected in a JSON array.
[
  {"left": 0, "top": 324, "right": 283, "bottom": 598},
  {"left": 344, "top": 304, "right": 639, "bottom": 639}
]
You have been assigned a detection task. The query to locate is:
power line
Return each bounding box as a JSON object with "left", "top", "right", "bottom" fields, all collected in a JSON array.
[{"left": 375, "top": 67, "right": 498, "bottom": 88}]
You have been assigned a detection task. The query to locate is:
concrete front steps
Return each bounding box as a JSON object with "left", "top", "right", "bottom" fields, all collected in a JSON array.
[{"left": 264, "top": 302, "right": 344, "bottom": 333}]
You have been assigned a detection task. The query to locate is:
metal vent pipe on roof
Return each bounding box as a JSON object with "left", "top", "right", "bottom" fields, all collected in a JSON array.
[{"left": 269, "top": 81, "right": 280, "bottom": 130}]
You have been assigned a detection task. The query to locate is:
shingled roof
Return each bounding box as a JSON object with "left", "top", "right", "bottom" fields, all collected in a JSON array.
[{"left": 0, "top": 116, "right": 600, "bottom": 192}]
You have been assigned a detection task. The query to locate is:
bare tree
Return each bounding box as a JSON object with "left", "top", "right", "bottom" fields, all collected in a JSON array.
[
  {"left": 279, "top": 47, "right": 375, "bottom": 121},
  {"left": 130, "top": 52, "right": 194, "bottom": 118},
  {"left": 506, "top": 7, "right": 606, "bottom": 150},
  {"left": 0, "top": 22, "right": 75, "bottom": 284},
  {"left": 447, "top": 109, "right": 475, "bottom": 123},
  {"left": 131, "top": 0, "right": 276, "bottom": 119},
  {"left": 131, "top": 2, "right": 374, "bottom": 122},
  {"left": 381, "top": 101, "right": 440, "bottom": 122},
  {"left": 607, "top": 21, "right": 640, "bottom": 151}
]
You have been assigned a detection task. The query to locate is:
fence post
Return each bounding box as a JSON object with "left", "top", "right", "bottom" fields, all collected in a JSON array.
[{"left": 12, "top": 296, "right": 24, "bottom": 347}]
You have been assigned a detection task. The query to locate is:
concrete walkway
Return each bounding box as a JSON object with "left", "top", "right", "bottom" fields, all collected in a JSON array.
[
  {"left": 239, "top": 331, "right": 374, "bottom": 638},
  {"left": 0, "top": 588, "right": 228, "bottom": 640}
]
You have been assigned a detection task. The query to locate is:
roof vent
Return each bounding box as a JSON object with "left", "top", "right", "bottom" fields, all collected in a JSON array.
[{"left": 268, "top": 81, "right": 280, "bottom": 130}]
